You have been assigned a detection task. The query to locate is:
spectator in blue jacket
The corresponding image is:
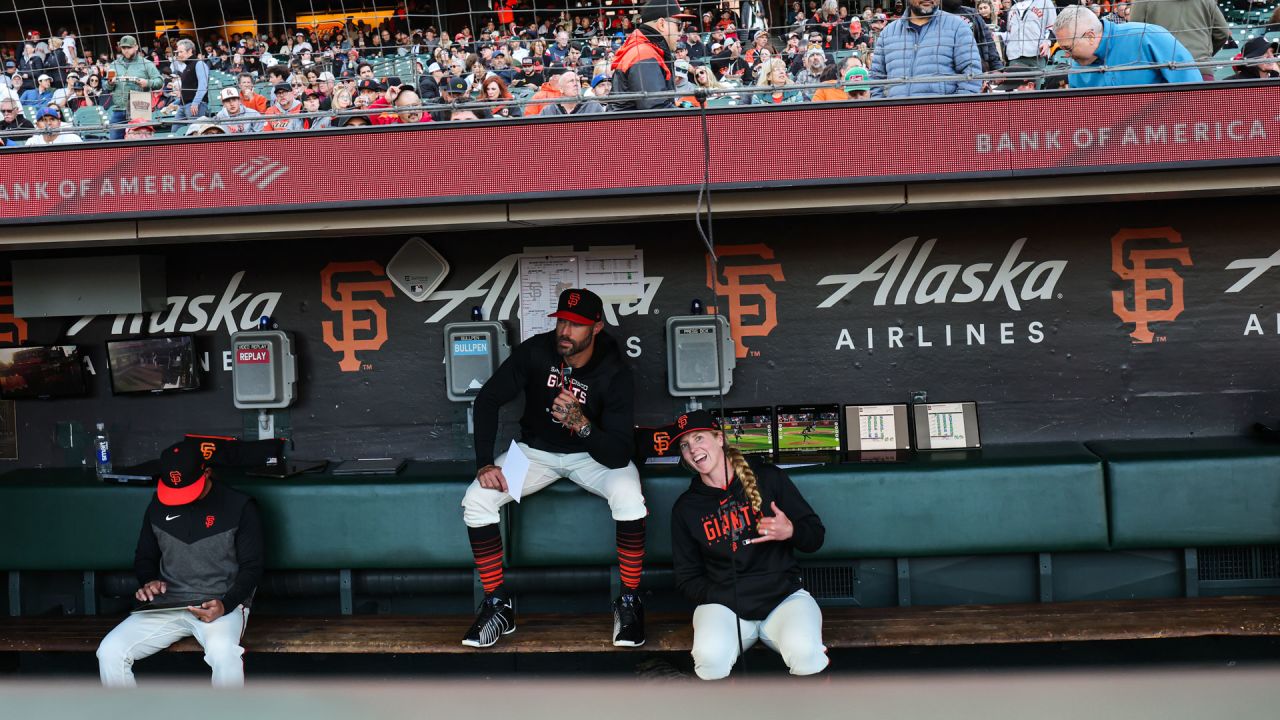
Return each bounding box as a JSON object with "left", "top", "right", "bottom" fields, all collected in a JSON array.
[
  {"left": 870, "top": 0, "right": 982, "bottom": 98},
  {"left": 1054, "top": 5, "right": 1202, "bottom": 88}
]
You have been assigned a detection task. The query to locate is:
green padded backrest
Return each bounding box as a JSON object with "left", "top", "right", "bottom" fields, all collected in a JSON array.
[{"left": 1089, "top": 437, "right": 1280, "bottom": 549}]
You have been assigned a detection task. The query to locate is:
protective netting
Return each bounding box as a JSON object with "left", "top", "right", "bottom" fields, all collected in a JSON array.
[{"left": 0, "top": 0, "right": 1275, "bottom": 143}]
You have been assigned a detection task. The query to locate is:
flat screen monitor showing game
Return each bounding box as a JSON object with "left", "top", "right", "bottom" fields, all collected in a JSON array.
[
  {"left": 774, "top": 404, "right": 841, "bottom": 455},
  {"left": 713, "top": 406, "right": 775, "bottom": 456},
  {"left": 106, "top": 335, "right": 201, "bottom": 394},
  {"left": 0, "top": 346, "right": 89, "bottom": 399}
]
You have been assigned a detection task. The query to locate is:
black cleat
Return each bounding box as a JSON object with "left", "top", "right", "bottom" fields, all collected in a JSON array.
[
  {"left": 612, "top": 592, "right": 646, "bottom": 647},
  {"left": 462, "top": 591, "right": 515, "bottom": 648}
]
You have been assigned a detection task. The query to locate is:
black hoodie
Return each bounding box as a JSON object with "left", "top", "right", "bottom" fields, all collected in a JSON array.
[
  {"left": 671, "top": 457, "right": 825, "bottom": 620},
  {"left": 473, "top": 329, "right": 635, "bottom": 470}
]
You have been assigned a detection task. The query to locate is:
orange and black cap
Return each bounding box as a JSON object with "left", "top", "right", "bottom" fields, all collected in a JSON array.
[
  {"left": 668, "top": 409, "right": 719, "bottom": 443},
  {"left": 156, "top": 442, "right": 208, "bottom": 506},
  {"left": 548, "top": 288, "right": 604, "bottom": 325}
]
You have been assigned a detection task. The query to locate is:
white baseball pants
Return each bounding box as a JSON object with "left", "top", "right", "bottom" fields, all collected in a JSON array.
[
  {"left": 97, "top": 605, "right": 249, "bottom": 688},
  {"left": 691, "top": 589, "right": 828, "bottom": 680},
  {"left": 462, "top": 443, "right": 646, "bottom": 527}
]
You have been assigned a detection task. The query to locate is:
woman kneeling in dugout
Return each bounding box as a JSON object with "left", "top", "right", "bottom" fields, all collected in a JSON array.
[{"left": 667, "top": 410, "right": 829, "bottom": 679}]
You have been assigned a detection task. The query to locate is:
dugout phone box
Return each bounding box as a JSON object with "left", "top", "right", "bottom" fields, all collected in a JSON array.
[
  {"left": 666, "top": 315, "right": 735, "bottom": 397},
  {"left": 444, "top": 322, "right": 511, "bottom": 402},
  {"left": 230, "top": 330, "right": 297, "bottom": 409}
]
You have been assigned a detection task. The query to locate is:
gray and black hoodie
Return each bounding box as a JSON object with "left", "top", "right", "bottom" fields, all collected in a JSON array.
[{"left": 134, "top": 482, "right": 263, "bottom": 609}]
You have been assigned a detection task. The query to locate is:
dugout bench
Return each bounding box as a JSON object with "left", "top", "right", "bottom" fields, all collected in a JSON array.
[{"left": 2, "top": 438, "right": 1279, "bottom": 654}]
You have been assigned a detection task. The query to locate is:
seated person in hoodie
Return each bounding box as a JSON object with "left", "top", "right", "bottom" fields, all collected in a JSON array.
[{"left": 668, "top": 410, "right": 828, "bottom": 681}]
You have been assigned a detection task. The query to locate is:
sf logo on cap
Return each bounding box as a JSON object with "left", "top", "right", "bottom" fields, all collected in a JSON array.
[
  {"left": 567, "top": 292, "right": 581, "bottom": 308},
  {"left": 653, "top": 431, "right": 671, "bottom": 455},
  {"left": 677, "top": 415, "right": 688, "bottom": 430},
  {"left": 168, "top": 471, "right": 183, "bottom": 486}
]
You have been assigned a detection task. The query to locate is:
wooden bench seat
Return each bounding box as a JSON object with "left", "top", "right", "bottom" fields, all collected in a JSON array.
[{"left": 3, "top": 597, "right": 1277, "bottom": 655}]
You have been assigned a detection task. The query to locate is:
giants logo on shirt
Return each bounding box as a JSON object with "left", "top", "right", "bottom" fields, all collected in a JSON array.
[{"left": 701, "top": 505, "right": 760, "bottom": 546}]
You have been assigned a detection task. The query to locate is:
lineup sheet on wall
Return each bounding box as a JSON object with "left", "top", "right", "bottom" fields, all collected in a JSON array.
[
  {"left": 517, "top": 247, "right": 645, "bottom": 342},
  {"left": 858, "top": 405, "right": 900, "bottom": 451},
  {"left": 927, "top": 402, "right": 970, "bottom": 449}
]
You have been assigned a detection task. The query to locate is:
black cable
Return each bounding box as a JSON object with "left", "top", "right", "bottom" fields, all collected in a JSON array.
[{"left": 693, "top": 85, "right": 745, "bottom": 676}]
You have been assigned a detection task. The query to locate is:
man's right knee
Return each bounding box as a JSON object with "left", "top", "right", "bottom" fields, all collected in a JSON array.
[{"left": 462, "top": 482, "right": 503, "bottom": 527}]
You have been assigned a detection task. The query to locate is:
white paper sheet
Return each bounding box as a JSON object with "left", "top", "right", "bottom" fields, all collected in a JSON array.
[{"left": 500, "top": 440, "right": 531, "bottom": 502}]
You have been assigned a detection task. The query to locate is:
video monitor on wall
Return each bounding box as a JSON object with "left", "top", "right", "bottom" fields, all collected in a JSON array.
[
  {"left": 912, "top": 401, "right": 981, "bottom": 450},
  {"left": 713, "top": 406, "right": 775, "bottom": 456},
  {"left": 0, "top": 346, "right": 89, "bottom": 399},
  {"left": 774, "top": 404, "right": 841, "bottom": 454},
  {"left": 843, "top": 404, "right": 911, "bottom": 453},
  {"left": 106, "top": 335, "right": 201, "bottom": 394}
]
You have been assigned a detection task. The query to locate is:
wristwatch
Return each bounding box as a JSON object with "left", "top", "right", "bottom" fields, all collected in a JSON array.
[{"left": 577, "top": 422, "right": 592, "bottom": 438}]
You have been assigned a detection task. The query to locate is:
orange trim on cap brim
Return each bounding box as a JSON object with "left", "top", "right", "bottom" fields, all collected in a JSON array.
[
  {"left": 157, "top": 474, "right": 207, "bottom": 506},
  {"left": 548, "top": 310, "right": 598, "bottom": 325}
]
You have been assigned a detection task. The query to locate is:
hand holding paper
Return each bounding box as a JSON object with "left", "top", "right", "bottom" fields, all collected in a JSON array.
[{"left": 500, "top": 440, "right": 531, "bottom": 502}]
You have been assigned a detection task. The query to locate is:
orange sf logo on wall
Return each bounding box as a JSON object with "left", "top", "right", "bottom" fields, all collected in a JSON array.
[
  {"left": 1110, "top": 228, "right": 1193, "bottom": 343},
  {"left": 199, "top": 442, "right": 216, "bottom": 460},
  {"left": 653, "top": 431, "right": 671, "bottom": 455},
  {"left": 0, "top": 281, "right": 29, "bottom": 345},
  {"left": 706, "top": 244, "right": 785, "bottom": 359},
  {"left": 321, "top": 261, "right": 395, "bottom": 372}
]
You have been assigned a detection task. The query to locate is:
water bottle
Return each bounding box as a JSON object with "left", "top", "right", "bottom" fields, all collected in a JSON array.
[{"left": 94, "top": 422, "right": 112, "bottom": 478}]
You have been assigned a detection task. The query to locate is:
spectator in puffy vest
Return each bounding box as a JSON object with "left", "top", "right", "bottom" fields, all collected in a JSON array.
[{"left": 870, "top": 0, "right": 982, "bottom": 98}]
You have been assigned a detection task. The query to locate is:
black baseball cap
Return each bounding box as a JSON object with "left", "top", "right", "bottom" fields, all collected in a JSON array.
[
  {"left": 156, "top": 442, "right": 208, "bottom": 506},
  {"left": 273, "top": 82, "right": 291, "bottom": 93},
  {"left": 641, "top": 0, "right": 686, "bottom": 21},
  {"left": 668, "top": 409, "right": 718, "bottom": 443},
  {"left": 1242, "top": 36, "right": 1279, "bottom": 59},
  {"left": 357, "top": 78, "right": 384, "bottom": 92},
  {"left": 445, "top": 77, "right": 468, "bottom": 94},
  {"left": 548, "top": 288, "right": 603, "bottom": 325}
]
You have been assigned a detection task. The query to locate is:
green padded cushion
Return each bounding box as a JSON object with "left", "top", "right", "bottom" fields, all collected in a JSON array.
[
  {"left": 508, "top": 443, "right": 1108, "bottom": 565},
  {"left": 0, "top": 462, "right": 477, "bottom": 571},
  {"left": 794, "top": 442, "right": 1108, "bottom": 558},
  {"left": 507, "top": 473, "right": 689, "bottom": 567},
  {"left": 1089, "top": 437, "right": 1280, "bottom": 549}
]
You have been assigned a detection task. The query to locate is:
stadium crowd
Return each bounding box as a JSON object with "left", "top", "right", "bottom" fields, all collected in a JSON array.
[{"left": 0, "top": 0, "right": 1277, "bottom": 145}]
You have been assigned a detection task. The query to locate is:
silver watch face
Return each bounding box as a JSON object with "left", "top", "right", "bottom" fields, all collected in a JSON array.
[{"left": 579, "top": 424, "right": 591, "bottom": 437}]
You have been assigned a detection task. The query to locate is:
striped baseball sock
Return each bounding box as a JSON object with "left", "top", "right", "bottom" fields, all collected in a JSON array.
[
  {"left": 467, "top": 524, "right": 505, "bottom": 595},
  {"left": 616, "top": 518, "right": 645, "bottom": 592}
]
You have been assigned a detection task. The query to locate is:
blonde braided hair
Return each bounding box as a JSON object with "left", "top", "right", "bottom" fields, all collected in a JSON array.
[{"left": 724, "top": 445, "right": 763, "bottom": 513}]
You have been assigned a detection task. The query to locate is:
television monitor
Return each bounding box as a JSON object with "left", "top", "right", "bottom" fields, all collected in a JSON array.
[
  {"left": 912, "top": 401, "right": 981, "bottom": 450},
  {"left": 0, "top": 346, "right": 89, "bottom": 399},
  {"left": 843, "top": 404, "right": 911, "bottom": 452},
  {"left": 713, "top": 406, "right": 775, "bottom": 456},
  {"left": 774, "top": 404, "right": 840, "bottom": 454},
  {"left": 106, "top": 335, "right": 201, "bottom": 394}
]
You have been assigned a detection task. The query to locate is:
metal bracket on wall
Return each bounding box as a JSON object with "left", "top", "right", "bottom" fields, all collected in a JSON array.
[
  {"left": 7, "top": 571, "right": 18, "bottom": 617},
  {"left": 896, "top": 558, "right": 911, "bottom": 607},
  {"left": 1038, "top": 553, "right": 1053, "bottom": 603},
  {"left": 339, "top": 569, "right": 353, "bottom": 615},
  {"left": 1184, "top": 548, "right": 1199, "bottom": 598},
  {"left": 82, "top": 571, "right": 97, "bottom": 616}
]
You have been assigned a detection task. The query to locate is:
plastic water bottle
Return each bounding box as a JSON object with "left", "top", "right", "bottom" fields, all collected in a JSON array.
[{"left": 94, "top": 422, "right": 112, "bottom": 478}]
